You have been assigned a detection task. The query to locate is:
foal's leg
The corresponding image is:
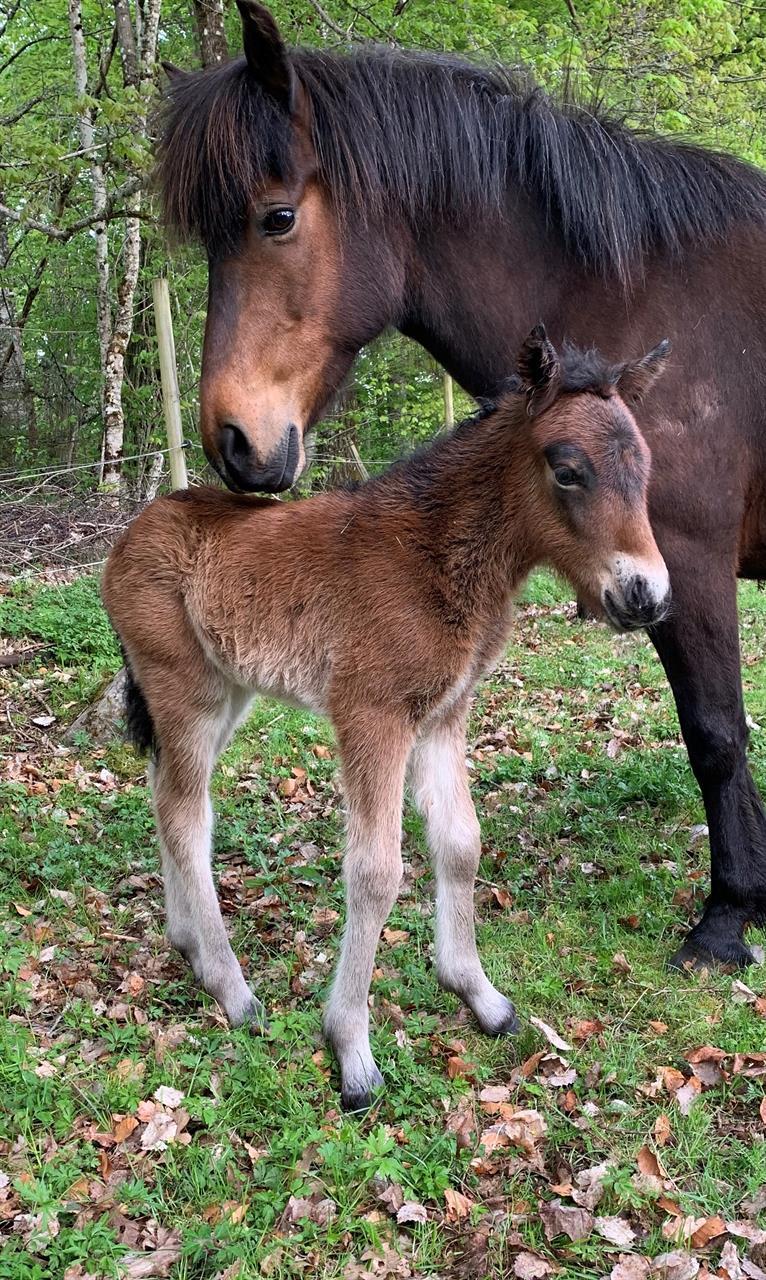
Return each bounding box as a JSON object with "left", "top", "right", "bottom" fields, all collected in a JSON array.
[
  {"left": 149, "top": 679, "right": 261, "bottom": 1026},
  {"left": 409, "top": 712, "right": 518, "bottom": 1035},
  {"left": 324, "top": 714, "right": 413, "bottom": 1111}
]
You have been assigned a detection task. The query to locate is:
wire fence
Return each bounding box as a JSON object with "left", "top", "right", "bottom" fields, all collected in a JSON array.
[{"left": 0, "top": 435, "right": 409, "bottom": 581}]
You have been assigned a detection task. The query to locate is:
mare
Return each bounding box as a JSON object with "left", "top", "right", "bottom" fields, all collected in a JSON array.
[
  {"left": 157, "top": 2, "right": 766, "bottom": 970},
  {"left": 103, "top": 328, "right": 671, "bottom": 1108}
]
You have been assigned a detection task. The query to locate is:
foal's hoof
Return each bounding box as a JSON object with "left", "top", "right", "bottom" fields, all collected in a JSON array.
[
  {"left": 477, "top": 996, "right": 520, "bottom": 1038},
  {"left": 669, "top": 935, "right": 755, "bottom": 974},
  {"left": 231, "top": 995, "right": 270, "bottom": 1032},
  {"left": 340, "top": 1067, "right": 385, "bottom": 1114}
]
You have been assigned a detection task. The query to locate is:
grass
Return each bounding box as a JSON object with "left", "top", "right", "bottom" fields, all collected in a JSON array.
[{"left": 1, "top": 570, "right": 765, "bottom": 1279}]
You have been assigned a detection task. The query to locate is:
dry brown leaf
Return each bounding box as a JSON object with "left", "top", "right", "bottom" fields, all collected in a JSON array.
[
  {"left": 529, "top": 1016, "right": 573, "bottom": 1052},
  {"left": 725, "top": 1221, "right": 766, "bottom": 1245},
  {"left": 595, "top": 1216, "right": 636, "bottom": 1248},
  {"left": 609, "top": 1258, "right": 651, "bottom": 1280},
  {"left": 636, "top": 1146, "right": 666, "bottom": 1193},
  {"left": 140, "top": 1113, "right": 177, "bottom": 1152},
  {"left": 479, "top": 1084, "right": 511, "bottom": 1108},
  {"left": 539, "top": 1199, "right": 593, "bottom": 1243},
  {"left": 444, "top": 1187, "right": 473, "bottom": 1222},
  {"left": 572, "top": 1161, "right": 612, "bottom": 1211},
  {"left": 447, "top": 1056, "right": 477, "bottom": 1082},
  {"left": 112, "top": 1115, "right": 138, "bottom": 1144},
  {"left": 654, "top": 1114, "right": 672, "bottom": 1147},
  {"left": 382, "top": 928, "right": 409, "bottom": 946},
  {"left": 118, "top": 1246, "right": 181, "bottom": 1279},
  {"left": 760, "top": 1097, "right": 766, "bottom": 1126},
  {"left": 569, "top": 1018, "right": 604, "bottom": 1044},
  {"left": 660, "top": 1067, "right": 687, "bottom": 1095},
  {"left": 513, "top": 1253, "right": 553, "bottom": 1279},
  {"left": 396, "top": 1202, "right": 427, "bottom": 1226},
  {"left": 649, "top": 1252, "right": 699, "bottom": 1280},
  {"left": 732, "top": 1053, "right": 766, "bottom": 1079},
  {"left": 718, "top": 1241, "right": 742, "bottom": 1280},
  {"left": 675, "top": 1078, "right": 701, "bottom": 1116},
  {"left": 153, "top": 1086, "right": 183, "bottom": 1110},
  {"left": 690, "top": 1216, "right": 726, "bottom": 1249},
  {"left": 649, "top": 1021, "right": 669, "bottom": 1034}
]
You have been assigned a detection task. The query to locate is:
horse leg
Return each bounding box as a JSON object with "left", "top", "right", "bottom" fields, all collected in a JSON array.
[
  {"left": 149, "top": 679, "right": 263, "bottom": 1025},
  {"left": 409, "top": 711, "right": 518, "bottom": 1034},
  {"left": 648, "top": 544, "right": 766, "bottom": 968},
  {"left": 324, "top": 713, "right": 412, "bottom": 1111}
]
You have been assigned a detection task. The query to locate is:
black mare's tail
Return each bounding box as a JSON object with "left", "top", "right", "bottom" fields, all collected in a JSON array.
[{"left": 120, "top": 645, "right": 158, "bottom": 758}]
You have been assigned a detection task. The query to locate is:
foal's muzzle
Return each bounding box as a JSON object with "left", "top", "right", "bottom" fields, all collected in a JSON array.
[
  {"left": 217, "top": 422, "right": 301, "bottom": 493},
  {"left": 601, "top": 556, "right": 672, "bottom": 632}
]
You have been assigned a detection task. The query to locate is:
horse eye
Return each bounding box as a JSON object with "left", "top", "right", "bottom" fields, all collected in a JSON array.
[
  {"left": 553, "top": 465, "right": 582, "bottom": 488},
  {"left": 261, "top": 207, "right": 295, "bottom": 236}
]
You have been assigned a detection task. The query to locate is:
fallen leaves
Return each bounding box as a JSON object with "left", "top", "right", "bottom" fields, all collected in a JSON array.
[
  {"left": 444, "top": 1187, "right": 474, "bottom": 1222},
  {"left": 539, "top": 1199, "right": 594, "bottom": 1242},
  {"left": 514, "top": 1253, "right": 554, "bottom": 1278},
  {"left": 595, "top": 1215, "right": 636, "bottom": 1248},
  {"left": 529, "top": 1016, "right": 573, "bottom": 1052}
]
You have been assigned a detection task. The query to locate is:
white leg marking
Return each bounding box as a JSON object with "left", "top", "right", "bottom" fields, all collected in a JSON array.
[
  {"left": 151, "top": 700, "right": 262, "bottom": 1028},
  {"left": 409, "top": 717, "right": 517, "bottom": 1035}
]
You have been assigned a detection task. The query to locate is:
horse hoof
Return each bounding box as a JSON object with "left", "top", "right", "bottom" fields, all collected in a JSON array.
[
  {"left": 340, "top": 1067, "right": 384, "bottom": 1113},
  {"left": 232, "top": 995, "right": 270, "bottom": 1031},
  {"left": 478, "top": 997, "right": 520, "bottom": 1037},
  {"left": 668, "top": 936, "right": 755, "bottom": 974}
]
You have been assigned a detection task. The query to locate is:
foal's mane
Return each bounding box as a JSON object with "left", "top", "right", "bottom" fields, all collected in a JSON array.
[{"left": 158, "top": 45, "right": 766, "bottom": 283}]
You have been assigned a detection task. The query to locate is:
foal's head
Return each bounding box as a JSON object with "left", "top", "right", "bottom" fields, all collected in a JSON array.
[{"left": 507, "top": 326, "right": 671, "bottom": 630}]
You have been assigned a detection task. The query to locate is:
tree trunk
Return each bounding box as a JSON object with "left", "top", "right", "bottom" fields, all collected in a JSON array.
[
  {"left": 191, "top": 0, "right": 229, "bottom": 67},
  {"left": 68, "top": 0, "right": 112, "bottom": 477},
  {"left": 0, "top": 204, "right": 36, "bottom": 462}
]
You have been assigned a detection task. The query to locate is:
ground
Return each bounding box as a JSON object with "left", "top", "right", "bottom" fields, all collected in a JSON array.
[{"left": 1, "top": 570, "right": 765, "bottom": 1280}]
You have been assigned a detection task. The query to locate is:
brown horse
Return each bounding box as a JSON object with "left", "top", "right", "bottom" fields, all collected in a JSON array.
[
  {"left": 158, "top": 2, "right": 766, "bottom": 971},
  {"left": 103, "top": 330, "right": 670, "bottom": 1109}
]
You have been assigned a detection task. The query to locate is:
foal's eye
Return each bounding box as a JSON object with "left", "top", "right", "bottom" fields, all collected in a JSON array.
[
  {"left": 260, "top": 207, "right": 295, "bottom": 237},
  {"left": 553, "top": 465, "right": 583, "bottom": 489}
]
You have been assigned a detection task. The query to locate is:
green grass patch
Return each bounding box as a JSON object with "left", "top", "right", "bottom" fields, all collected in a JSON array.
[{"left": 1, "top": 573, "right": 765, "bottom": 1278}]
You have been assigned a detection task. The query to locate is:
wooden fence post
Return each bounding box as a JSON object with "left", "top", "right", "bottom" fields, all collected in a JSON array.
[
  {"left": 152, "top": 276, "right": 188, "bottom": 491},
  {"left": 443, "top": 371, "right": 454, "bottom": 429}
]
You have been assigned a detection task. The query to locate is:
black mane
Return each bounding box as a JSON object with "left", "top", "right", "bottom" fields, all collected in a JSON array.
[{"left": 158, "top": 45, "right": 766, "bottom": 282}]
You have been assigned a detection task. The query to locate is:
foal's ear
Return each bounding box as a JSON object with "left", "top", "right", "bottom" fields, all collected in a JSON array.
[
  {"left": 616, "top": 338, "right": 671, "bottom": 404},
  {"left": 517, "top": 324, "right": 561, "bottom": 417},
  {"left": 237, "top": 0, "right": 294, "bottom": 111}
]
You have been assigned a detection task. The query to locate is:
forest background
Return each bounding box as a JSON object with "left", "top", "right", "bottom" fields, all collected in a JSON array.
[{"left": 2, "top": 0, "right": 766, "bottom": 505}]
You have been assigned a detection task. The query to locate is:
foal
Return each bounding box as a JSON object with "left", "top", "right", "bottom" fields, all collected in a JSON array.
[{"left": 103, "top": 327, "right": 671, "bottom": 1109}]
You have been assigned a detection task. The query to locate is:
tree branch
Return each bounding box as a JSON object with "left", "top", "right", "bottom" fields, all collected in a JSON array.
[
  {"left": 0, "top": 177, "right": 148, "bottom": 241},
  {"left": 0, "top": 94, "right": 45, "bottom": 127}
]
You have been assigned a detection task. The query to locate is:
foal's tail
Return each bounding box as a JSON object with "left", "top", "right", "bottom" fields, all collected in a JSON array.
[{"left": 120, "top": 645, "right": 158, "bottom": 758}]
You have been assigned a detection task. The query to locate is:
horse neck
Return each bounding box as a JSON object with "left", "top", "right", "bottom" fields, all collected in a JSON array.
[
  {"left": 388, "top": 413, "right": 538, "bottom": 621},
  {"left": 399, "top": 197, "right": 570, "bottom": 395}
]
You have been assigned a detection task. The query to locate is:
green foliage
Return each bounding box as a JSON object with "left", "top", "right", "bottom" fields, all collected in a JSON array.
[{"left": 0, "top": 575, "right": 119, "bottom": 668}]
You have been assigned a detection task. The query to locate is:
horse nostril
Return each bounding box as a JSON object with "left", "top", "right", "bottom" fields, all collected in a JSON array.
[{"left": 220, "top": 423, "right": 252, "bottom": 464}]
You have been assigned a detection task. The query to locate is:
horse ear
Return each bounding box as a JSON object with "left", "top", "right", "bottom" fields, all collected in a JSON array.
[
  {"left": 236, "top": 0, "right": 293, "bottom": 110},
  {"left": 517, "top": 323, "right": 561, "bottom": 417},
  {"left": 161, "top": 61, "right": 187, "bottom": 83},
  {"left": 617, "top": 338, "right": 671, "bottom": 404}
]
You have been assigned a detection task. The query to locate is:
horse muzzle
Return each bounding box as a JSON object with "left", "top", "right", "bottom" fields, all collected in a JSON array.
[
  {"left": 216, "top": 422, "right": 302, "bottom": 493},
  {"left": 601, "top": 557, "right": 672, "bottom": 631}
]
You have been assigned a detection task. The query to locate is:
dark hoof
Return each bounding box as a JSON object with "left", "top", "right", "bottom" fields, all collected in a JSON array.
[
  {"left": 340, "top": 1067, "right": 384, "bottom": 1113},
  {"left": 669, "top": 936, "right": 755, "bottom": 974},
  {"left": 477, "top": 998, "right": 520, "bottom": 1038},
  {"left": 341, "top": 1086, "right": 376, "bottom": 1113},
  {"left": 233, "top": 996, "right": 270, "bottom": 1032}
]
